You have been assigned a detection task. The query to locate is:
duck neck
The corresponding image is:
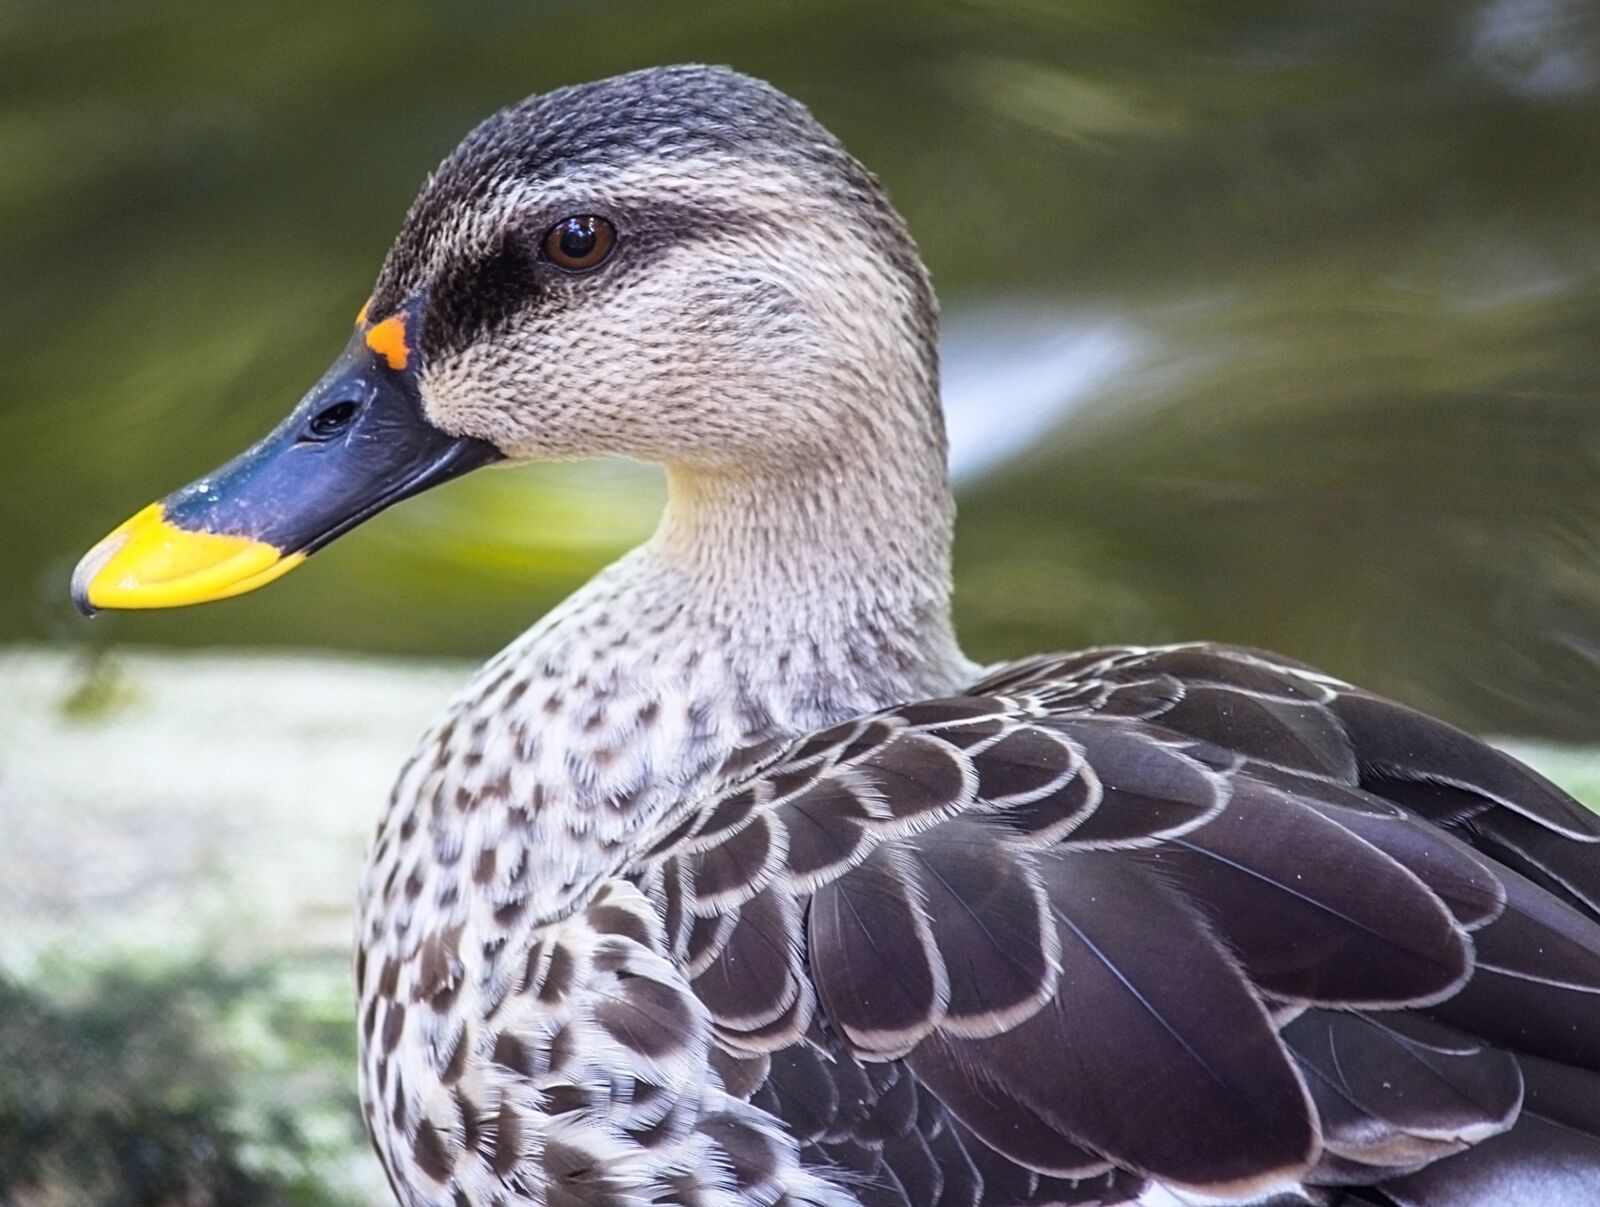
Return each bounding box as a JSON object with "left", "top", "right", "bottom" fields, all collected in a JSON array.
[
  {"left": 638, "top": 444, "right": 968, "bottom": 717},
  {"left": 385, "top": 388, "right": 972, "bottom": 923}
]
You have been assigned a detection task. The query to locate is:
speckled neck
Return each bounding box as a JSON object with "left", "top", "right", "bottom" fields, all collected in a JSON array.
[{"left": 366, "top": 414, "right": 972, "bottom": 928}]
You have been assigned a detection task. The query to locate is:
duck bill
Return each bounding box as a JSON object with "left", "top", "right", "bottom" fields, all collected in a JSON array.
[{"left": 72, "top": 325, "right": 502, "bottom": 614}]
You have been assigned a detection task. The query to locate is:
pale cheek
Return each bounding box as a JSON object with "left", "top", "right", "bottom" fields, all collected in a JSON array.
[
  {"left": 417, "top": 267, "right": 843, "bottom": 465},
  {"left": 416, "top": 359, "right": 501, "bottom": 444}
]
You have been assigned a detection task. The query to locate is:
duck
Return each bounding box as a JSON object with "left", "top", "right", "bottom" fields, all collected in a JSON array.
[{"left": 71, "top": 65, "right": 1600, "bottom": 1207}]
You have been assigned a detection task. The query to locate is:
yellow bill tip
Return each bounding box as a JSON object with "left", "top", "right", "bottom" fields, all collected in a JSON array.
[{"left": 72, "top": 502, "right": 305, "bottom": 614}]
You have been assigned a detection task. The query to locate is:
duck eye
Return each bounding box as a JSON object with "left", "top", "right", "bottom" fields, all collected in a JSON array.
[
  {"left": 543, "top": 215, "right": 616, "bottom": 272},
  {"left": 308, "top": 399, "right": 359, "bottom": 438}
]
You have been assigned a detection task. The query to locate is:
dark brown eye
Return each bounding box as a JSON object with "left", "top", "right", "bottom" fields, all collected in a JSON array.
[{"left": 543, "top": 215, "right": 616, "bottom": 272}]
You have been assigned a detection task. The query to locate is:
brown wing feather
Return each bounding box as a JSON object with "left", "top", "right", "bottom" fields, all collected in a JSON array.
[{"left": 633, "top": 642, "right": 1600, "bottom": 1203}]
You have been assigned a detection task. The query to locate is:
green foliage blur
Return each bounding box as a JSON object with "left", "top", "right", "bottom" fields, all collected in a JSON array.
[{"left": 0, "top": 962, "right": 363, "bottom": 1206}]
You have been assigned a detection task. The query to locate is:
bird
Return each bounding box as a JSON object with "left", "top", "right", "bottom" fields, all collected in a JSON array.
[{"left": 72, "top": 65, "right": 1600, "bottom": 1207}]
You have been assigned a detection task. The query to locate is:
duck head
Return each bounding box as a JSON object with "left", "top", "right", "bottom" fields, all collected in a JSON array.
[{"left": 71, "top": 64, "right": 938, "bottom": 613}]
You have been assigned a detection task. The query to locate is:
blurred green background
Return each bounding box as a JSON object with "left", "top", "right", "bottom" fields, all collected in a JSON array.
[
  {"left": 7, "top": 0, "right": 1600, "bottom": 733},
  {"left": 3, "top": 0, "right": 1600, "bottom": 1201}
]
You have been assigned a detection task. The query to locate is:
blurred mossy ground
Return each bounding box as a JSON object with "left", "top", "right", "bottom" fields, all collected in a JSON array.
[
  {"left": 0, "top": 649, "right": 453, "bottom": 1204},
  {"left": 0, "top": 959, "right": 370, "bottom": 1205}
]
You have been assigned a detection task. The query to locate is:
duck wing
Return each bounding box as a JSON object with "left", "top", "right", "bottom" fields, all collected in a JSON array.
[{"left": 636, "top": 643, "right": 1600, "bottom": 1204}]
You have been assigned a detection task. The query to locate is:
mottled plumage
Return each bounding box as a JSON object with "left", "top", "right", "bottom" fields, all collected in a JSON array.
[{"left": 335, "top": 66, "right": 1600, "bottom": 1206}]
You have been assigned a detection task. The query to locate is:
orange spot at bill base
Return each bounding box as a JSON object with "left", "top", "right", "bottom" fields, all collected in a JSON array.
[
  {"left": 365, "top": 313, "right": 411, "bottom": 371},
  {"left": 356, "top": 297, "right": 371, "bottom": 327}
]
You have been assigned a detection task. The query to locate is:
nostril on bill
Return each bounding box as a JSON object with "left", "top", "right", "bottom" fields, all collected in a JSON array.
[{"left": 307, "top": 399, "right": 360, "bottom": 439}]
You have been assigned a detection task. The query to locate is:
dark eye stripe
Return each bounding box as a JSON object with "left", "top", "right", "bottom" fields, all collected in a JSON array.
[
  {"left": 422, "top": 234, "right": 543, "bottom": 357},
  {"left": 414, "top": 201, "right": 763, "bottom": 358}
]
